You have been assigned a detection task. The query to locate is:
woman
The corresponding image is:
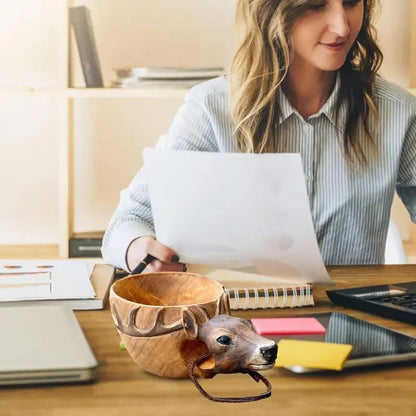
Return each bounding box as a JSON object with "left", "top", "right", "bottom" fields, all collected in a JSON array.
[{"left": 102, "top": 0, "right": 416, "bottom": 273}]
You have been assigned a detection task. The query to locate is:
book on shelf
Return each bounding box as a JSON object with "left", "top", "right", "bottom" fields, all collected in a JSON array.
[
  {"left": 114, "top": 66, "right": 225, "bottom": 80},
  {"left": 203, "top": 269, "right": 314, "bottom": 310},
  {"left": 111, "top": 66, "right": 225, "bottom": 89},
  {"left": 69, "top": 6, "right": 104, "bottom": 88},
  {"left": 0, "top": 261, "right": 114, "bottom": 310},
  {"left": 69, "top": 231, "right": 104, "bottom": 258},
  {"left": 110, "top": 78, "right": 204, "bottom": 89}
]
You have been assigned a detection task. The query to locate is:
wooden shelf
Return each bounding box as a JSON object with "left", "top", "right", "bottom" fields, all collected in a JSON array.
[
  {"left": 0, "top": 88, "right": 65, "bottom": 97},
  {"left": 0, "top": 244, "right": 60, "bottom": 259},
  {"left": 0, "top": 87, "right": 189, "bottom": 99},
  {"left": 0, "top": 87, "right": 413, "bottom": 99},
  {"left": 67, "top": 87, "right": 189, "bottom": 99},
  {"left": 2, "top": 242, "right": 415, "bottom": 263},
  {"left": 0, "top": 244, "right": 107, "bottom": 261}
]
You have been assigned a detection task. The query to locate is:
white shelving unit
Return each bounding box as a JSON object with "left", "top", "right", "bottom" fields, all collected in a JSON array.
[
  {"left": 0, "top": 0, "right": 234, "bottom": 258},
  {"left": 0, "top": 0, "right": 415, "bottom": 259},
  {"left": 0, "top": 1, "right": 192, "bottom": 258},
  {"left": 61, "top": 8, "right": 193, "bottom": 257},
  {"left": 59, "top": 86, "right": 190, "bottom": 257}
]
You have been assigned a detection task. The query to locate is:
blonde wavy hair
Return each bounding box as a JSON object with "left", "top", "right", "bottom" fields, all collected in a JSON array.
[{"left": 229, "top": 0, "right": 383, "bottom": 164}]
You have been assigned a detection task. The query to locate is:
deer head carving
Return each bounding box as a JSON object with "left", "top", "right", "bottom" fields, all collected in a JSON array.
[
  {"left": 180, "top": 309, "right": 277, "bottom": 377},
  {"left": 109, "top": 272, "right": 277, "bottom": 403}
]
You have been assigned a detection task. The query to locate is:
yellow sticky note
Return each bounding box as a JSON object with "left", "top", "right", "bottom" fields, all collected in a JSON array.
[{"left": 275, "top": 339, "right": 353, "bottom": 371}]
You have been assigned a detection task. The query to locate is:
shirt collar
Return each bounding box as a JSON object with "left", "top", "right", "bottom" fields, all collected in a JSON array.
[{"left": 277, "top": 72, "right": 347, "bottom": 131}]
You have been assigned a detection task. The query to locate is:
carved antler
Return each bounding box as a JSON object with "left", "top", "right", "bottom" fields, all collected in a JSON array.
[
  {"left": 217, "top": 292, "right": 230, "bottom": 315},
  {"left": 111, "top": 304, "right": 183, "bottom": 337}
]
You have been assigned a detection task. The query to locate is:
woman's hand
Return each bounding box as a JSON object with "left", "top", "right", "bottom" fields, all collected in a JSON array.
[{"left": 126, "top": 236, "right": 185, "bottom": 273}]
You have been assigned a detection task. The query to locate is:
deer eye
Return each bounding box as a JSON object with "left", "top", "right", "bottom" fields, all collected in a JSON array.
[{"left": 216, "top": 335, "right": 232, "bottom": 345}]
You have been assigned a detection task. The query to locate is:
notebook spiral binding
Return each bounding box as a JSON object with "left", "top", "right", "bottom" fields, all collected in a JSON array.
[{"left": 224, "top": 285, "right": 313, "bottom": 310}]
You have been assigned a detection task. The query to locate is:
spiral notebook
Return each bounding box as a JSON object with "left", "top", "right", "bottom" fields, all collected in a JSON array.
[{"left": 204, "top": 269, "right": 314, "bottom": 310}]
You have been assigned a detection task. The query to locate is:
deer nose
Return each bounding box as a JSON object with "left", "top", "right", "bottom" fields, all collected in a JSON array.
[{"left": 260, "top": 344, "right": 277, "bottom": 363}]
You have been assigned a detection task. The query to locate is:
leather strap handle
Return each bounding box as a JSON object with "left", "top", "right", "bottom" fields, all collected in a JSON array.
[{"left": 188, "top": 354, "right": 272, "bottom": 403}]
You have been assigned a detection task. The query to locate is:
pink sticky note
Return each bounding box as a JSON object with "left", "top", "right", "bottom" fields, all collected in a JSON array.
[{"left": 251, "top": 317, "right": 326, "bottom": 336}]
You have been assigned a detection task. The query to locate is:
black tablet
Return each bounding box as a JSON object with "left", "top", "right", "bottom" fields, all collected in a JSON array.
[{"left": 265, "top": 312, "right": 416, "bottom": 374}]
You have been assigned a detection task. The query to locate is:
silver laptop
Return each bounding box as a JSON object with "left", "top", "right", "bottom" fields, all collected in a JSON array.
[{"left": 0, "top": 305, "right": 98, "bottom": 386}]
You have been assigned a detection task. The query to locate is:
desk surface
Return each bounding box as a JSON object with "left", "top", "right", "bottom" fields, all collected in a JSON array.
[{"left": 2, "top": 265, "right": 416, "bottom": 416}]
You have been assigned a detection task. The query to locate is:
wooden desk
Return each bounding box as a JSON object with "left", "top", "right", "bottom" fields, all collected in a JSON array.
[{"left": 2, "top": 265, "right": 416, "bottom": 416}]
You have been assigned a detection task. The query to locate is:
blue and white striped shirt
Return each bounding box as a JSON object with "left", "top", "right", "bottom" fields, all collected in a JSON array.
[{"left": 102, "top": 75, "right": 416, "bottom": 271}]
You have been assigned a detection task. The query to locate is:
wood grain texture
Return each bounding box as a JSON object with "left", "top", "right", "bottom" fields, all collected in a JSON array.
[
  {"left": 2, "top": 265, "right": 416, "bottom": 416},
  {"left": 109, "top": 272, "right": 228, "bottom": 378}
]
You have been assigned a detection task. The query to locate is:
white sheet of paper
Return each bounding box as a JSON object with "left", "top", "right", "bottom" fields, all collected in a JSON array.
[
  {"left": 0, "top": 260, "right": 95, "bottom": 301},
  {"left": 143, "top": 149, "right": 332, "bottom": 283},
  {"left": 0, "top": 283, "right": 52, "bottom": 300}
]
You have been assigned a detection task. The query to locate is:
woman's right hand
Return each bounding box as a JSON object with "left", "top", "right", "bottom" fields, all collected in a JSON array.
[{"left": 126, "top": 236, "right": 185, "bottom": 273}]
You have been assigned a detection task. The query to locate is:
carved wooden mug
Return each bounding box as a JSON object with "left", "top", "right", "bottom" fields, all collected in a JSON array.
[{"left": 110, "top": 272, "right": 277, "bottom": 402}]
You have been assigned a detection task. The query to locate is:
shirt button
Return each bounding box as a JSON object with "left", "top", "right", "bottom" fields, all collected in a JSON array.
[{"left": 303, "top": 124, "right": 311, "bottom": 132}]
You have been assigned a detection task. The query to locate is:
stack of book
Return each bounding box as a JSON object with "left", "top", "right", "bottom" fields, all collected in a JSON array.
[
  {"left": 111, "top": 67, "right": 226, "bottom": 88},
  {"left": 69, "top": 231, "right": 104, "bottom": 258}
]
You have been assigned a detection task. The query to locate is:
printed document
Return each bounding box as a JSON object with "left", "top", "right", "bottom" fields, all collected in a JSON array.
[
  {"left": 143, "top": 149, "right": 332, "bottom": 283},
  {"left": 0, "top": 260, "right": 95, "bottom": 301}
]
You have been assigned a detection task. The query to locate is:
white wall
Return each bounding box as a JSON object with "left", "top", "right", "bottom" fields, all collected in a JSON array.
[
  {"left": 375, "top": 0, "right": 414, "bottom": 239},
  {"left": 376, "top": 0, "right": 411, "bottom": 88},
  {"left": 0, "top": 96, "right": 60, "bottom": 243},
  {"left": 0, "top": 0, "right": 62, "bottom": 88},
  {"left": 0, "top": 0, "right": 63, "bottom": 244},
  {"left": 0, "top": 0, "right": 413, "bottom": 243}
]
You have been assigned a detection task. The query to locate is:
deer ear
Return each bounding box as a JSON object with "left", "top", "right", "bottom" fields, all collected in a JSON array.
[
  {"left": 198, "top": 356, "right": 216, "bottom": 370},
  {"left": 181, "top": 308, "right": 199, "bottom": 339}
]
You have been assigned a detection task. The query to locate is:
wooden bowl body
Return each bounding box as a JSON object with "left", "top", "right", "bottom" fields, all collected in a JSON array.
[{"left": 109, "top": 272, "right": 229, "bottom": 378}]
